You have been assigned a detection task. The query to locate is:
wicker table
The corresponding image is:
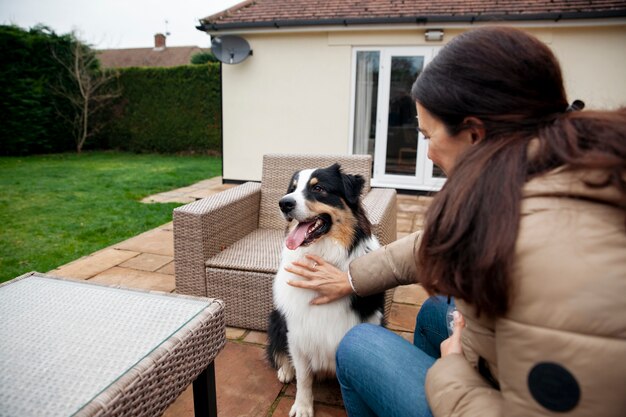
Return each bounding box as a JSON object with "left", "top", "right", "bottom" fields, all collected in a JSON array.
[{"left": 0, "top": 272, "right": 225, "bottom": 417}]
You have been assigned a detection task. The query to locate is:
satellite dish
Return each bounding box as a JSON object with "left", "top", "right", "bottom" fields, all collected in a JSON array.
[{"left": 211, "top": 35, "right": 253, "bottom": 65}]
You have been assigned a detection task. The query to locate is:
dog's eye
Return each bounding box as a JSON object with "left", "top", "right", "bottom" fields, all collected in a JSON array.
[{"left": 312, "top": 185, "right": 324, "bottom": 193}]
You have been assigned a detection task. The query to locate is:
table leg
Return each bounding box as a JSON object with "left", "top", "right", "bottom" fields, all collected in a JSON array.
[{"left": 193, "top": 361, "right": 217, "bottom": 417}]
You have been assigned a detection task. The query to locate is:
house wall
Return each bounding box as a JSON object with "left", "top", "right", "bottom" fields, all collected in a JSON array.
[
  {"left": 221, "top": 33, "right": 352, "bottom": 181},
  {"left": 221, "top": 24, "right": 626, "bottom": 182}
]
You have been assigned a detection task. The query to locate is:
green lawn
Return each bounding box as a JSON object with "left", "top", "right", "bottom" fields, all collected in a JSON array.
[{"left": 0, "top": 151, "right": 222, "bottom": 283}]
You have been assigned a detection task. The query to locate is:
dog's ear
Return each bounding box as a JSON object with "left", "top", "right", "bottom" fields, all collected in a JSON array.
[{"left": 341, "top": 172, "right": 365, "bottom": 206}]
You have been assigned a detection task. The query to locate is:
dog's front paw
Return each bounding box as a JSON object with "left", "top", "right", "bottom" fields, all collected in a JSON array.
[
  {"left": 289, "top": 401, "right": 314, "bottom": 417},
  {"left": 277, "top": 363, "right": 295, "bottom": 383}
]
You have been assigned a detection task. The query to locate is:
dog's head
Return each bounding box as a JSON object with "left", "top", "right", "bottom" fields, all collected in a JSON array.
[{"left": 279, "top": 163, "right": 369, "bottom": 250}]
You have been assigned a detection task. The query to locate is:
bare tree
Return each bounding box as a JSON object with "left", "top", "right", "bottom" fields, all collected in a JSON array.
[{"left": 52, "top": 36, "right": 120, "bottom": 153}]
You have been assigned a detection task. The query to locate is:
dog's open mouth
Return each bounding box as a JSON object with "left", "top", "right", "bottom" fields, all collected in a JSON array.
[{"left": 285, "top": 214, "right": 332, "bottom": 250}]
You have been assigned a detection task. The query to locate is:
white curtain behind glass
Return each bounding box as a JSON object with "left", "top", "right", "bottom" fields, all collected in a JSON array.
[{"left": 353, "top": 52, "right": 379, "bottom": 156}]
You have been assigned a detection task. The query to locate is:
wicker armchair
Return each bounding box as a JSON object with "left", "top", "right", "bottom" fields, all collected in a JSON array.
[{"left": 173, "top": 154, "right": 397, "bottom": 331}]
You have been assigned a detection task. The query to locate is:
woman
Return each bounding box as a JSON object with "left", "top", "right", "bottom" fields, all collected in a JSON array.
[{"left": 285, "top": 27, "right": 626, "bottom": 417}]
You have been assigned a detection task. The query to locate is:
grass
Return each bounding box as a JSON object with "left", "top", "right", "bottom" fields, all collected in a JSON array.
[{"left": 0, "top": 151, "right": 222, "bottom": 283}]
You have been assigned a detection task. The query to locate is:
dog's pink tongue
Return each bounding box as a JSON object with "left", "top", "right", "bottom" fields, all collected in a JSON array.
[{"left": 286, "top": 221, "right": 314, "bottom": 250}]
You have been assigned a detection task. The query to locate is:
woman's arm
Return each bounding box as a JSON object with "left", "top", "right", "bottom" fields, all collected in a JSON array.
[{"left": 349, "top": 231, "right": 422, "bottom": 296}]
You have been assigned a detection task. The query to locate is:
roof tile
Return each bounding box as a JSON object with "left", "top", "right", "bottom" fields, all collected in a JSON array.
[
  {"left": 202, "top": 0, "right": 626, "bottom": 27},
  {"left": 97, "top": 46, "right": 207, "bottom": 69}
]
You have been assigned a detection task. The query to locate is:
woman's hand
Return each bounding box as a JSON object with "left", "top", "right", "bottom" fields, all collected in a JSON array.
[
  {"left": 440, "top": 310, "right": 466, "bottom": 357},
  {"left": 284, "top": 254, "right": 354, "bottom": 305}
]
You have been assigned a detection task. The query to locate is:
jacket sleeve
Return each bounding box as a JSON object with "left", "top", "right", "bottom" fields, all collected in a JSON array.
[
  {"left": 425, "top": 354, "right": 503, "bottom": 417},
  {"left": 348, "top": 231, "right": 421, "bottom": 296}
]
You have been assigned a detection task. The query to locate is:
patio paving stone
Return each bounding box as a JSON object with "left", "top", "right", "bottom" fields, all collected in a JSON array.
[
  {"left": 119, "top": 253, "right": 173, "bottom": 272},
  {"left": 47, "top": 248, "right": 139, "bottom": 280},
  {"left": 163, "top": 341, "right": 283, "bottom": 417},
  {"left": 225, "top": 326, "right": 247, "bottom": 340},
  {"left": 393, "top": 283, "right": 429, "bottom": 306},
  {"left": 387, "top": 303, "right": 420, "bottom": 333},
  {"left": 188, "top": 186, "right": 234, "bottom": 200},
  {"left": 112, "top": 227, "right": 174, "bottom": 256},
  {"left": 156, "top": 260, "right": 175, "bottom": 275},
  {"left": 396, "top": 217, "right": 415, "bottom": 233},
  {"left": 89, "top": 266, "right": 175, "bottom": 292},
  {"left": 212, "top": 342, "right": 284, "bottom": 417},
  {"left": 244, "top": 330, "right": 269, "bottom": 346}
]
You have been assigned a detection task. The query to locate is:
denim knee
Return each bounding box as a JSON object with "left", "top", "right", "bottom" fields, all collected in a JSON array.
[
  {"left": 413, "top": 295, "right": 451, "bottom": 358},
  {"left": 415, "top": 296, "right": 449, "bottom": 333},
  {"left": 336, "top": 323, "right": 378, "bottom": 379}
]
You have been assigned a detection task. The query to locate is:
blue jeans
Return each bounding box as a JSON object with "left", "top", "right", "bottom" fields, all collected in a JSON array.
[{"left": 336, "top": 296, "right": 452, "bottom": 417}]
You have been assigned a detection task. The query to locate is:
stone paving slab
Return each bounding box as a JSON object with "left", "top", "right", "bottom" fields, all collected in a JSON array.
[
  {"left": 393, "top": 283, "right": 429, "bottom": 306},
  {"left": 156, "top": 261, "right": 175, "bottom": 275},
  {"left": 112, "top": 227, "right": 174, "bottom": 257},
  {"left": 89, "top": 266, "right": 176, "bottom": 293},
  {"left": 244, "top": 330, "right": 269, "bottom": 346},
  {"left": 141, "top": 176, "right": 234, "bottom": 203},
  {"left": 119, "top": 253, "right": 173, "bottom": 272},
  {"left": 214, "top": 342, "right": 285, "bottom": 417},
  {"left": 163, "top": 341, "right": 284, "bottom": 417},
  {"left": 48, "top": 248, "right": 140, "bottom": 280},
  {"left": 225, "top": 327, "right": 247, "bottom": 340},
  {"left": 387, "top": 303, "right": 420, "bottom": 333}
]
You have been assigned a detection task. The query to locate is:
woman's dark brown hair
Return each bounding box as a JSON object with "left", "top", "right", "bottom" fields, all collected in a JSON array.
[{"left": 411, "top": 26, "right": 626, "bottom": 317}]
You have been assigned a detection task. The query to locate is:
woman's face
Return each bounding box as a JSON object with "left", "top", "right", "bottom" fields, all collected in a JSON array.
[{"left": 416, "top": 102, "right": 473, "bottom": 175}]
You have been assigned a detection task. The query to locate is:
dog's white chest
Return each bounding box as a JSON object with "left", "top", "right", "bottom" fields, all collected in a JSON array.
[{"left": 273, "top": 239, "right": 380, "bottom": 373}]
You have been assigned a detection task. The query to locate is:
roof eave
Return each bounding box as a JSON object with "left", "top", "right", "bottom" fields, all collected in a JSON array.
[{"left": 197, "top": 9, "right": 626, "bottom": 32}]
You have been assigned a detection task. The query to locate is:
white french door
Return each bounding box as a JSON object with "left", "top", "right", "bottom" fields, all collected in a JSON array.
[{"left": 351, "top": 47, "right": 445, "bottom": 191}]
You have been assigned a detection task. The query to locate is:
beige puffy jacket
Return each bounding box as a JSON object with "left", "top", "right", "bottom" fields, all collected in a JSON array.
[{"left": 349, "top": 168, "right": 626, "bottom": 416}]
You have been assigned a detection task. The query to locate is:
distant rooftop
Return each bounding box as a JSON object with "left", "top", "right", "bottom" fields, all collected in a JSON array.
[
  {"left": 98, "top": 33, "right": 207, "bottom": 68},
  {"left": 200, "top": 0, "right": 626, "bottom": 31}
]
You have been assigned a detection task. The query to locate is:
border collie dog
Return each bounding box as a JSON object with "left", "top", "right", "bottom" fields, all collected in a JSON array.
[{"left": 267, "top": 163, "right": 384, "bottom": 417}]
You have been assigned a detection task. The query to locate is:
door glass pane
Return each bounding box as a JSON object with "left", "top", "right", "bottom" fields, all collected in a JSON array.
[
  {"left": 353, "top": 51, "right": 379, "bottom": 158},
  {"left": 385, "top": 56, "right": 424, "bottom": 175}
]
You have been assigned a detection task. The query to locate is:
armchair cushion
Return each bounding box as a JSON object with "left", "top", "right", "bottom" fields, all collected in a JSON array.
[{"left": 205, "top": 229, "right": 284, "bottom": 274}]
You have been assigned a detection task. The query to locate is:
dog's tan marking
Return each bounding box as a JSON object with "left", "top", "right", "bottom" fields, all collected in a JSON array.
[
  {"left": 306, "top": 201, "right": 356, "bottom": 248},
  {"left": 309, "top": 177, "right": 319, "bottom": 186}
]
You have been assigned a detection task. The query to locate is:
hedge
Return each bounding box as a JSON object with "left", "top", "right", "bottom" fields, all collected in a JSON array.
[
  {"left": 1, "top": 24, "right": 222, "bottom": 155},
  {"left": 0, "top": 25, "right": 78, "bottom": 155},
  {"left": 102, "top": 65, "right": 222, "bottom": 154}
]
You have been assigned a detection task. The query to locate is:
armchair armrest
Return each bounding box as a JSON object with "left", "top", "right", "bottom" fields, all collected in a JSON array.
[
  {"left": 173, "top": 182, "right": 262, "bottom": 297},
  {"left": 363, "top": 187, "right": 398, "bottom": 323},
  {"left": 363, "top": 188, "right": 397, "bottom": 246}
]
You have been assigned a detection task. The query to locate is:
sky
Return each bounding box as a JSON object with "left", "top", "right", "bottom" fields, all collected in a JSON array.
[{"left": 0, "top": 0, "right": 243, "bottom": 49}]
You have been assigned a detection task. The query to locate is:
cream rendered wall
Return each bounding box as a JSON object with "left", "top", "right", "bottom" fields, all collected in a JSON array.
[
  {"left": 221, "top": 24, "right": 626, "bottom": 182},
  {"left": 547, "top": 26, "right": 626, "bottom": 110},
  {"left": 222, "top": 32, "right": 352, "bottom": 182}
]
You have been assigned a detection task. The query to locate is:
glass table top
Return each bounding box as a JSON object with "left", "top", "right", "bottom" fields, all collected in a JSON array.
[{"left": 0, "top": 275, "right": 210, "bottom": 417}]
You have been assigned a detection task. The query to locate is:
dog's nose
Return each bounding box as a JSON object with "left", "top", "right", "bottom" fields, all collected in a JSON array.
[{"left": 279, "top": 197, "right": 296, "bottom": 213}]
